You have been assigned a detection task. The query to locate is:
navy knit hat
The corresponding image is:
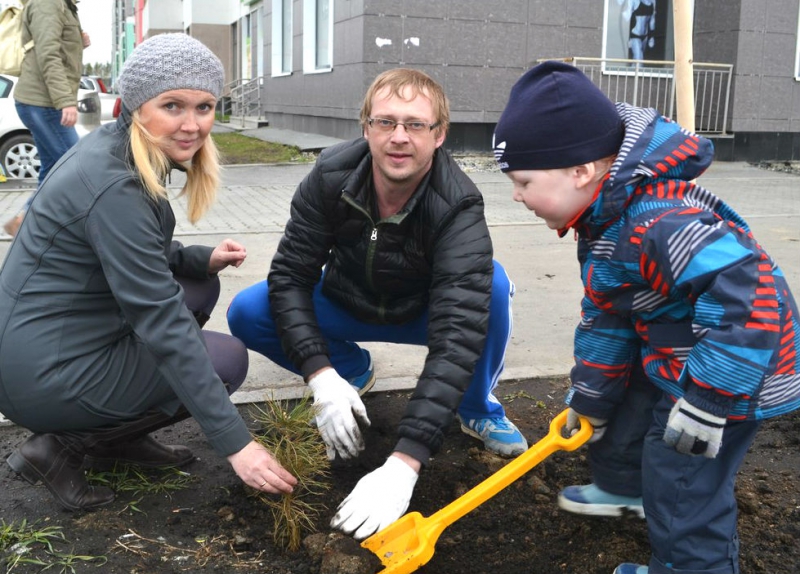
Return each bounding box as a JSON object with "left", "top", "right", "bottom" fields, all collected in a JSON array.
[
  {"left": 118, "top": 34, "right": 224, "bottom": 112},
  {"left": 493, "top": 61, "right": 624, "bottom": 172}
]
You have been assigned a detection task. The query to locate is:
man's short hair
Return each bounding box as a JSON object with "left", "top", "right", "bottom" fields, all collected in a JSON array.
[{"left": 360, "top": 68, "right": 450, "bottom": 135}]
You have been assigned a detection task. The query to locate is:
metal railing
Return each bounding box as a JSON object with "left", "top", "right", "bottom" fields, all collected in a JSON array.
[
  {"left": 220, "top": 76, "right": 265, "bottom": 127},
  {"left": 540, "top": 57, "right": 733, "bottom": 136}
]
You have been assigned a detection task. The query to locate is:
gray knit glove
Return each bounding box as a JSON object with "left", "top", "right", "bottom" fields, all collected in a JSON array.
[{"left": 663, "top": 398, "right": 726, "bottom": 458}]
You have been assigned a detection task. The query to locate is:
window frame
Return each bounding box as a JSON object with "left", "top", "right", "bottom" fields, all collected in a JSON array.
[
  {"left": 302, "top": 0, "right": 333, "bottom": 75},
  {"left": 271, "top": 0, "right": 293, "bottom": 77}
]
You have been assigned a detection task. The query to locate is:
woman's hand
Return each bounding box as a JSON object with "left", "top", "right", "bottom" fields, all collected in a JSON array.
[
  {"left": 208, "top": 239, "right": 247, "bottom": 274},
  {"left": 227, "top": 440, "right": 297, "bottom": 494}
]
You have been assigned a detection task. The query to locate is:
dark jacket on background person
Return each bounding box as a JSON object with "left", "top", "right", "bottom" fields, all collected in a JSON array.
[
  {"left": 15, "top": 0, "right": 82, "bottom": 110},
  {"left": 268, "top": 138, "right": 494, "bottom": 461},
  {"left": 0, "top": 110, "right": 252, "bottom": 457}
]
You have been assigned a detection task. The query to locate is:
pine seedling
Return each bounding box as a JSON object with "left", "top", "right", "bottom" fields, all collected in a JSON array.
[{"left": 250, "top": 397, "right": 331, "bottom": 551}]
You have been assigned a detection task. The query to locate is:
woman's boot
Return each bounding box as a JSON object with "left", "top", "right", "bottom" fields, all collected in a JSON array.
[
  {"left": 65, "top": 408, "right": 196, "bottom": 471},
  {"left": 83, "top": 435, "right": 194, "bottom": 471},
  {"left": 7, "top": 433, "right": 115, "bottom": 511}
]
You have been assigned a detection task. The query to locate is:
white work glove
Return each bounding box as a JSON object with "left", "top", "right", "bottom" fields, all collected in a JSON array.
[
  {"left": 330, "top": 456, "right": 419, "bottom": 540},
  {"left": 663, "top": 397, "right": 726, "bottom": 458},
  {"left": 566, "top": 408, "right": 608, "bottom": 444},
  {"left": 308, "top": 369, "right": 370, "bottom": 460}
]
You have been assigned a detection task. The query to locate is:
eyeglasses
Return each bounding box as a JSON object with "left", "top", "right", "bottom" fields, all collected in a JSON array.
[{"left": 367, "top": 117, "right": 440, "bottom": 133}]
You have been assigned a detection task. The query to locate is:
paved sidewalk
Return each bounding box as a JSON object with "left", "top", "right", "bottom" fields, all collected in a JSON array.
[{"left": 0, "top": 160, "right": 798, "bottom": 416}]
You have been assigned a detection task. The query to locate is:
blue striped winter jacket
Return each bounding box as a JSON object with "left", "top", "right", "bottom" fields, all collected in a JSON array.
[{"left": 565, "top": 103, "right": 800, "bottom": 422}]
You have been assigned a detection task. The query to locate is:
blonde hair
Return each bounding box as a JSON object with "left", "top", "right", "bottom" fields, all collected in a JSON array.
[
  {"left": 129, "top": 112, "right": 220, "bottom": 224},
  {"left": 360, "top": 68, "right": 450, "bottom": 135}
]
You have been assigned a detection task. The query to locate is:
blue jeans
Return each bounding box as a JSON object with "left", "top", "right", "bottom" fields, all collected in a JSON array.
[
  {"left": 227, "top": 260, "right": 514, "bottom": 420},
  {"left": 15, "top": 101, "right": 79, "bottom": 208}
]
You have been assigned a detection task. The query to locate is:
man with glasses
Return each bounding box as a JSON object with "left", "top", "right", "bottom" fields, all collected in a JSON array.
[{"left": 227, "top": 68, "right": 527, "bottom": 539}]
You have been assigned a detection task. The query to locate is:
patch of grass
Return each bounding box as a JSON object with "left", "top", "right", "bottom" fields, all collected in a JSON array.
[
  {"left": 503, "top": 390, "right": 546, "bottom": 408},
  {"left": 250, "top": 397, "right": 331, "bottom": 551},
  {"left": 113, "top": 530, "right": 230, "bottom": 569},
  {"left": 0, "top": 519, "right": 106, "bottom": 573},
  {"left": 86, "top": 466, "right": 196, "bottom": 514},
  {"left": 212, "top": 132, "right": 310, "bottom": 165}
]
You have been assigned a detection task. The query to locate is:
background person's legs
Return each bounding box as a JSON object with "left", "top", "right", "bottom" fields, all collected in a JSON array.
[
  {"left": 14, "top": 102, "right": 79, "bottom": 201},
  {"left": 6, "top": 103, "right": 80, "bottom": 236}
]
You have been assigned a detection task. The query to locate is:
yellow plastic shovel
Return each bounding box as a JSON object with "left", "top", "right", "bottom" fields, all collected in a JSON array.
[{"left": 361, "top": 408, "right": 592, "bottom": 574}]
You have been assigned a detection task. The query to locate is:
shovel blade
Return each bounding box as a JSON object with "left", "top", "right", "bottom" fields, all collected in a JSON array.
[
  {"left": 360, "top": 511, "right": 438, "bottom": 574},
  {"left": 361, "top": 409, "right": 592, "bottom": 573}
]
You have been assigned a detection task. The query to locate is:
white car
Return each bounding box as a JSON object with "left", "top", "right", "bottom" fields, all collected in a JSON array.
[
  {"left": 80, "top": 75, "right": 121, "bottom": 125},
  {"left": 0, "top": 74, "right": 102, "bottom": 179}
]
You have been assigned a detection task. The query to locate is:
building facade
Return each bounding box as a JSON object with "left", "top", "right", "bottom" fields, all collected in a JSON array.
[
  {"left": 249, "top": 0, "right": 800, "bottom": 160},
  {"left": 121, "top": 0, "right": 800, "bottom": 161}
]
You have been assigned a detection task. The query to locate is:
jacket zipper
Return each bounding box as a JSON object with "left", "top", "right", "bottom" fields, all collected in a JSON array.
[
  {"left": 341, "top": 193, "right": 379, "bottom": 294},
  {"left": 341, "top": 192, "right": 411, "bottom": 323}
]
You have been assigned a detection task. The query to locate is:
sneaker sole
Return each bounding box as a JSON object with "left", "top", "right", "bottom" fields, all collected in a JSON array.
[
  {"left": 557, "top": 493, "right": 645, "bottom": 519},
  {"left": 352, "top": 370, "right": 377, "bottom": 397},
  {"left": 458, "top": 423, "right": 526, "bottom": 458},
  {"left": 459, "top": 423, "right": 483, "bottom": 442}
]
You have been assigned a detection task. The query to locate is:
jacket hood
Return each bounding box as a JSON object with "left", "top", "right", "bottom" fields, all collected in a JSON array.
[{"left": 574, "top": 103, "right": 716, "bottom": 237}]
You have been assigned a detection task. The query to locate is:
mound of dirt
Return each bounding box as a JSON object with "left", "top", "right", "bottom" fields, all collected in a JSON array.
[{"left": 2, "top": 377, "right": 799, "bottom": 573}]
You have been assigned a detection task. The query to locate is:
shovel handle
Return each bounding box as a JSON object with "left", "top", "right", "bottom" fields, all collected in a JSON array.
[{"left": 423, "top": 408, "right": 591, "bottom": 534}]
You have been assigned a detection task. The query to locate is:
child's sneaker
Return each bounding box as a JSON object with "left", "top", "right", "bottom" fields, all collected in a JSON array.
[
  {"left": 458, "top": 415, "right": 528, "bottom": 457},
  {"left": 348, "top": 352, "right": 376, "bottom": 396},
  {"left": 558, "top": 483, "right": 645, "bottom": 518},
  {"left": 613, "top": 564, "right": 648, "bottom": 574}
]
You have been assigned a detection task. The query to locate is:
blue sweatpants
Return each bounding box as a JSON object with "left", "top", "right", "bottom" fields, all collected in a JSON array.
[
  {"left": 587, "top": 368, "right": 761, "bottom": 574},
  {"left": 227, "top": 260, "right": 513, "bottom": 420}
]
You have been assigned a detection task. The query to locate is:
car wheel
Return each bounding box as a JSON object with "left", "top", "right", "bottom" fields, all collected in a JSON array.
[{"left": 0, "top": 134, "right": 40, "bottom": 180}]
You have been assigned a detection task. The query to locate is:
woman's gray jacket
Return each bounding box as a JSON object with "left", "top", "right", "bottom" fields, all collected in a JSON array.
[{"left": 0, "top": 114, "right": 251, "bottom": 457}]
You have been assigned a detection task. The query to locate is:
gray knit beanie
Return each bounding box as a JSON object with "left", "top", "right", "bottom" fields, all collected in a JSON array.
[{"left": 118, "top": 33, "right": 224, "bottom": 112}]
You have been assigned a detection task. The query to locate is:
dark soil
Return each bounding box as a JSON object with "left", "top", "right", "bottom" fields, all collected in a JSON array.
[{"left": 2, "top": 377, "right": 799, "bottom": 574}]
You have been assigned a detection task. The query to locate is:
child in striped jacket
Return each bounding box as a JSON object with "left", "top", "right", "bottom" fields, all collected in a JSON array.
[{"left": 493, "top": 60, "right": 800, "bottom": 574}]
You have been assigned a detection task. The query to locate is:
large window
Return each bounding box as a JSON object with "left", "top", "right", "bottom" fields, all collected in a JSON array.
[
  {"left": 242, "top": 7, "right": 265, "bottom": 80},
  {"left": 303, "top": 0, "right": 332, "bottom": 74},
  {"left": 603, "top": 0, "right": 675, "bottom": 62},
  {"left": 272, "top": 0, "right": 292, "bottom": 76}
]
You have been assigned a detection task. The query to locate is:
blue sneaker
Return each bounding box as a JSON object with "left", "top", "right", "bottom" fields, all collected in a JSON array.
[
  {"left": 558, "top": 483, "right": 645, "bottom": 519},
  {"left": 348, "top": 352, "right": 376, "bottom": 396},
  {"left": 458, "top": 415, "right": 528, "bottom": 457},
  {"left": 613, "top": 564, "right": 648, "bottom": 574}
]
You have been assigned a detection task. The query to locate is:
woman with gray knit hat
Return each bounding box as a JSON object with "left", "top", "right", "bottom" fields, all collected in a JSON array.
[{"left": 0, "top": 33, "right": 296, "bottom": 511}]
